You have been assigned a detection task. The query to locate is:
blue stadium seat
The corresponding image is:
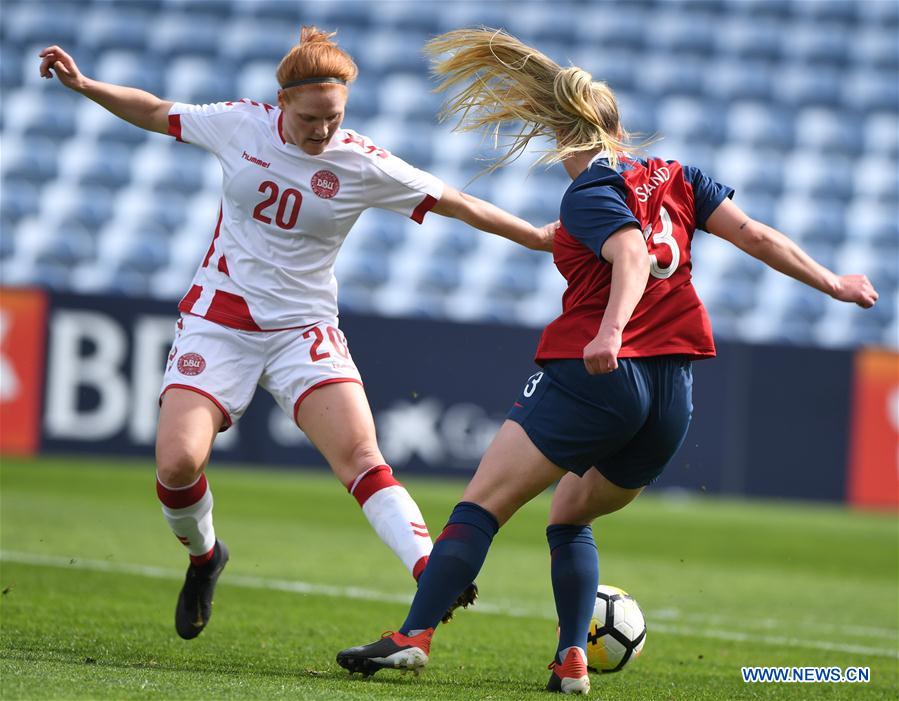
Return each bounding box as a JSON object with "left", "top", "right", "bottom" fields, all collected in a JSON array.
[
  {"left": 21, "top": 97, "right": 78, "bottom": 141},
  {"left": 243, "top": 0, "right": 302, "bottom": 23},
  {"left": 572, "top": 7, "right": 650, "bottom": 54},
  {"left": 1, "top": 45, "right": 23, "bottom": 90},
  {"left": 638, "top": 57, "right": 707, "bottom": 99},
  {"left": 28, "top": 260, "right": 73, "bottom": 290},
  {"left": 223, "top": 22, "right": 296, "bottom": 65},
  {"left": 153, "top": 16, "right": 226, "bottom": 61},
  {"left": 734, "top": 195, "right": 776, "bottom": 228},
  {"left": 390, "top": 135, "right": 435, "bottom": 171},
  {"left": 795, "top": 109, "right": 864, "bottom": 156},
  {"left": 0, "top": 219, "right": 16, "bottom": 259},
  {"left": 726, "top": 102, "right": 795, "bottom": 151},
  {"left": 843, "top": 72, "right": 899, "bottom": 113},
  {"left": 616, "top": 93, "right": 659, "bottom": 140},
  {"left": 655, "top": 13, "right": 718, "bottom": 60},
  {"left": 657, "top": 97, "right": 728, "bottom": 146},
  {"left": 722, "top": 0, "right": 794, "bottom": 20},
  {"left": 5, "top": 2, "right": 82, "bottom": 48},
  {"left": 417, "top": 259, "right": 462, "bottom": 295},
  {"left": 709, "top": 278, "right": 759, "bottom": 315},
  {"left": 377, "top": 3, "right": 442, "bottom": 34},
  {"left": 433, "top": 230, "right": 479, "bottom": 259},
  {"left": 783, "top": 288, "right": 828, "bottom": 323},
  {"left": 106, "top": 268, "right": 155, "bottom": 296},
  {"left": 858, "top": 0, "right": 899, "bottom": 28},
  {"left": 723, "top": 255, "right": 766, "bottom": 283},
  {"left": 340, "top": 252, "right": 391, "bottom": 289},
  {"left": 355, "top": 213, "right": 407, "bottom": 255},
  {"left": 863, "top": 114, "right": 899, "bottom": 160},
  {"left": 149, "top": 143, "right": 208, "bottom": 194},
  {"left": 850, "top": 29, "right": 899, "bottom": 72},
  {"left": 738, "top": 157, "right": 785, "bottom": 197},
  {"left": 793, "top": 0, "right": 858, "bottom": 24},
  {"left": 1, "top": 178, "right": 41, "bottom": 223},
  {"left": 65, "top": 186, "right": 117, "bottom": 229},
  {"left": 775, "top": 66, "right": 843, "bottom": 109},
  {"left": 34, "top": 224, "right": 97, "bottom": 267},
  {"left": 78, "top": 147, "right": 134, "bottom": 190},
  {"left": 784, "top": 25, "right": 850, "bottom": 67},
  {"left": 118, "top": 236, "right": 170, "bottom": 274},
  {"left": 96, "top": 119, "right": 149, "bottom": 147},
  {"left": 82, "top": 11, "right": 152, "bottom": 53},
  {"left": 337, "top": 282, "right": 379, "bottom": 314},
  {"left": 3, "top": 138, "right": 59, "bottom": 184},
  {"left": 705, "top": 62, "right": 775, "bottom": 103},
  {"left": 143, "top": 199, "right": 188, "bottom": 232},
  {"left": 715, "top": 21, "right": 782, "bottom": 63},
  {"left": 93, "top": 50, "right": 166, "bottom": 96}
]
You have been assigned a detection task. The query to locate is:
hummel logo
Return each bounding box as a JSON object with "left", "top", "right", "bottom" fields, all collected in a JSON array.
[{"left": 241, "top": 151, "right": 270, "bottom": 168}]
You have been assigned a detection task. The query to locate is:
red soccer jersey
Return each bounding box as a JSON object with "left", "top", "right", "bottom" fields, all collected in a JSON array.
[{"left": 535, "top": 155, "right": 733, "bottom": 363}]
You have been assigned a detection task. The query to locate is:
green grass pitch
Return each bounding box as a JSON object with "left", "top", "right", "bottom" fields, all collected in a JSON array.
[{"left": 1, "top": 456, "right": 896, "bottom": 700}]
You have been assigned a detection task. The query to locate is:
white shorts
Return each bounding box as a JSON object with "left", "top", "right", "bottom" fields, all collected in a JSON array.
[{"left": 160, "top": 314, "right": 363, "bottom": 429}]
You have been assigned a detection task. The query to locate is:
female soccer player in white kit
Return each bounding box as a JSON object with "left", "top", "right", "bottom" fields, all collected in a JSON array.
[{"left": 38, "top": 27, "right": 555, "bottom": 639}]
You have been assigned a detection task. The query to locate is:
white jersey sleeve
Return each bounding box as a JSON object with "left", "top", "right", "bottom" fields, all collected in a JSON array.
[
  {"left": 347, "top": 131, "right": 445, "bottom": 223},
  {"left": 168, "top": 100, "right": 263, "bottom": 155}
]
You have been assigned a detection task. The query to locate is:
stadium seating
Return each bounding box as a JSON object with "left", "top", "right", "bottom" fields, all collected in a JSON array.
[{"left": 1, "top": 0, "right": 896, "bottom": 350}]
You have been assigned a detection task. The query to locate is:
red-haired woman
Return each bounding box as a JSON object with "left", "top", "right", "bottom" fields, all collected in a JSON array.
[{"left": 38, "top": 28, "right": 554, "bottom": 640}]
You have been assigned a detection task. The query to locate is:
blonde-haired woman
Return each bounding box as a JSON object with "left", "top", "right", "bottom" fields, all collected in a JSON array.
[
  {"left": 337, "top": 28, "right": 878, "bottom": 694},
  {"left": 38, "top": 27, "right": 555, "bottom": 641}
]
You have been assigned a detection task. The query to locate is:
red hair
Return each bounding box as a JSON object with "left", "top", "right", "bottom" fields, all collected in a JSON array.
[{"left": 277, "top": 26, "right": 358, "bottom": 98}]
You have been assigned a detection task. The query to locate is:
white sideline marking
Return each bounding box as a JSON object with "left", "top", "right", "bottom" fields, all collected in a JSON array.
[{"left": 2, "top": 550, "right": 897, "bottom": 660}]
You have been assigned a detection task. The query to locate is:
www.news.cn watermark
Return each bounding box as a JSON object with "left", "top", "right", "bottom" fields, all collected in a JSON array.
[{"left": 742, "top": 667, "right": 871, "bottom": 683}]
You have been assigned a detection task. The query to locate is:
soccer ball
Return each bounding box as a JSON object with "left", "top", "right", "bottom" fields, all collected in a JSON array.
[{"left": 586, "top": 585, "right": 646, "bottom": 672}]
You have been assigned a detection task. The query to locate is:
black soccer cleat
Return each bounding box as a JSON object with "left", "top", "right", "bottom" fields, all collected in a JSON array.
[
  {"left": 440, "top": 581, "right": 479, "bottom": 624},
  {"left": 175, "top": 540, "right": 229, "bottom": 640},
  {"left": 337, "top": 628, "right": 433, "bottom": 677}
]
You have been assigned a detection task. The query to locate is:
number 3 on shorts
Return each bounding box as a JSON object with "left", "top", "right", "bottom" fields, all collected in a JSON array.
[{"left": 523, "top": 371, "right": 544, "bottom": 397}]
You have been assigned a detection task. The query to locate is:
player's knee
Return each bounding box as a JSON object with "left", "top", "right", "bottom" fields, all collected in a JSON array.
[
  {"left": 156, "top": 449, "right": 206, "bottom": 488},
  {"left": 339, "top": 440, "right": 385, "bottom": 482},
  {"left": 549, "top": 492, "right": 594, "bottom": 525}
]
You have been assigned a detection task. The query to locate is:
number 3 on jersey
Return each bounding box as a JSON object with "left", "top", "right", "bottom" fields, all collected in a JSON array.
[
  {"left": 253, "top": 180, "right": 303, "bottom": 230},
  {"left": 643, "top": 206, "right": 680, "bottom": 280}
]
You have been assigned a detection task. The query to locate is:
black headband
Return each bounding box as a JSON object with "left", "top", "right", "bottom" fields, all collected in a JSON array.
[{"left": 280, "top": 77, "right": 347, "bottom": 89}]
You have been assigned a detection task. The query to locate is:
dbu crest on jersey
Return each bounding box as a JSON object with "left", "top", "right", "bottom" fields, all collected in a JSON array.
[
  {"left": 177, "top": 352, "right": 206, "bottom": 376},
  {"left": 311, "top": 170, "right": 340, "bottom": 199}
]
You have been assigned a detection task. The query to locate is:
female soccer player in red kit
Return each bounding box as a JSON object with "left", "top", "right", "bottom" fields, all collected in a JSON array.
[
  {"left": 337, "top": 29, "right": 879, "bottom": 694},
  {"left": 38, "top": 28, "right": 556, "bottom": 640}
]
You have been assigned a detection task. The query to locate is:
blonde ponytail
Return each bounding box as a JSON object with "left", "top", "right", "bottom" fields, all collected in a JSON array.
[{"left": 425, "top": 28, "right": 641, "bottom": 171}]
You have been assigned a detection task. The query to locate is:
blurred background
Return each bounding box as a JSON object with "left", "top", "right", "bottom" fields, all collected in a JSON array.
[{"left": 1, "top": 0, "right": 897, "bottom": 508}]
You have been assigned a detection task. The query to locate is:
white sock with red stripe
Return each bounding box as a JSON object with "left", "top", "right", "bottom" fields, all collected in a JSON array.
[
  {"left": 348, "top": 465, "right": 433, "bottom": 580},
  {"left": 156, "top": 473, "right": 217, "bottom": 566}
]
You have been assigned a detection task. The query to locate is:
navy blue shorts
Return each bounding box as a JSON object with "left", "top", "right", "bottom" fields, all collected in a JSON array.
[{"left": 507, "top": 357, "right": 693, "bottom": 489}]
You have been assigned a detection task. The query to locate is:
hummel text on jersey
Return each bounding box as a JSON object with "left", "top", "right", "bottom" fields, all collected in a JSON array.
[
  {"left": 634, "top": 166, "right": 671, "bottom": 202},
  {"left": 242, "top": 151, "right": 271, "bottom": 168}
]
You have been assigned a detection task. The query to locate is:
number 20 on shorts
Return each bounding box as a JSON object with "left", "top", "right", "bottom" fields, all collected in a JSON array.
[{"left": 303, "top": 325, "right": 350, "bottom": 362}]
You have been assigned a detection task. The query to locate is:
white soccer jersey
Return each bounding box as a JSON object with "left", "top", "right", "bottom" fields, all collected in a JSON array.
[{"left": 167, "top": 99, "right": 444, "bottom": 330}]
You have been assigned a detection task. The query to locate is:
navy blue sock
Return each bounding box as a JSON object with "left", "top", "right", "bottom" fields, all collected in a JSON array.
[
  {"left": 548, "top": 524, "right": 598, "bottom": 662},
  {"left": 400, "top": 501, "right": 499, "bottom": 634}
]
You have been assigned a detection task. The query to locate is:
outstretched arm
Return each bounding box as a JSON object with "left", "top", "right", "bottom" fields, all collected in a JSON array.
[
  {"left": 705, "top": 198, "right": 878, "bottom": 308},
  {"left": 430, "top": 184, "right": 556, "bottom": 252},
  {"left": 39, "top": 45, "right": 173, "bottom": 135},
  {"left": 583, "top": 226, "right": 650, "bottom": 375}
]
